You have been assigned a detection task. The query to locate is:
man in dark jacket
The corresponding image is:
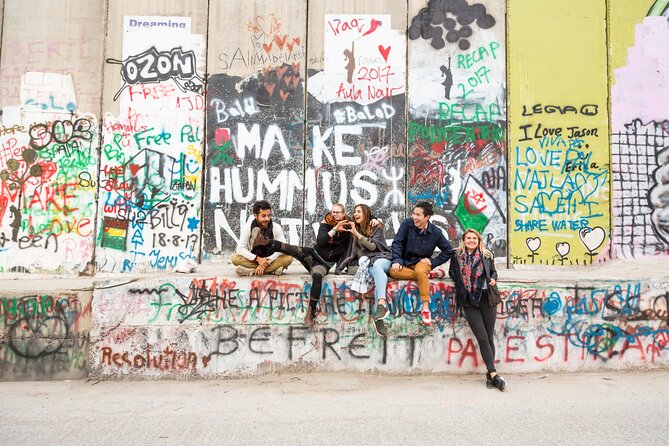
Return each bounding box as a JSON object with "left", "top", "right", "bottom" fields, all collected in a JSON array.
[
  {"left": 253, "top": 203, "right": 351, "bottom": 327},
  {"left": 389, "top": 201, "right": 453, "bottom": 326}
]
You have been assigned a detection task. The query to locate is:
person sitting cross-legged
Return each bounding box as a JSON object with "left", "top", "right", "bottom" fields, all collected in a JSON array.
[{"left": 230, "top": 200, "right": 293, "bottom": 277}]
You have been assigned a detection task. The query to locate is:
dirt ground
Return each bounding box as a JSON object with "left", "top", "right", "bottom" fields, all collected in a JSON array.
[{"left": 1, "top": 370, "right": 667, "bottom": 445}]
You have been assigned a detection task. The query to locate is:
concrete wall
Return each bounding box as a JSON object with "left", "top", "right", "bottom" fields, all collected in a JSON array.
[
  {"left": 1, "top": 0, "right": 668, "bottom": 274},
  {"left": 89, "top": 274, "right": 669, "bottom": 378},
  {"left": 1, "top": 291, "right": 91, "bottom": 380}
]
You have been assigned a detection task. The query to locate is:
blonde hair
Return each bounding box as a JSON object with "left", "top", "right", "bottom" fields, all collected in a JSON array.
[{"left": 455, "top": 228, "right": 493, "bottom": 259}]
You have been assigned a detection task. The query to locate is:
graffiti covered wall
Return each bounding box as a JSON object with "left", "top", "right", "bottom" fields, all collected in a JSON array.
[
  {"left": 90, "top": 275, "right": 669, "bottom": 378},
  {"left": 0, "top": 0, "right": 668, "bottom": 275},
  {"left": 0, "top": 0, "right": 105, "bottom": 273},
  {"left": 508, "top": 0, "right": 611, "bottom": 266},
  {"left": 1, "top": 291, "right": 91, "bottom": 380},
  {"left": 203, "top": 0, "right": 307, "bottom": 257},
  {"left": 408, "top": 0, "right": 507, "bottom": 258},
  {"left": 95, "top": 2, "right": 207, "bottom": 273},
  {"left": 610, "top": 1, "right": 669, "bottom": 258}
]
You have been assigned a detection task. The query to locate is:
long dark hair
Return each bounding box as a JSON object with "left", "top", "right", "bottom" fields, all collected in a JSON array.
[{"left": 354, "top": 204, "right": 373, "bottom": 237}]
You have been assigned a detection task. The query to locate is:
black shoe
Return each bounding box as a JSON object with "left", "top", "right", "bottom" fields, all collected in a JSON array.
[
  {"left": 372, "top": 319, "right": 388, "bottom": 338},
  {"left": 491, "top": 374, "right": 506, "bottom": 391},
  {"left": 375, "top": 304, "right": 389, "bottom": 321}
]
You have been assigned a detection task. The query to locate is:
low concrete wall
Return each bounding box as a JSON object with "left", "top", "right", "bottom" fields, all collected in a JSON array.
[
  {"left": 1, "top": 291, "right": 91, "bottom": 381},
  {"left": 88, "top": 272, "right": 669, "bottom": 379}
]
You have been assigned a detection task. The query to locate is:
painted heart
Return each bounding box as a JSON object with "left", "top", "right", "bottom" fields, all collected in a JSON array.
[
  {"left": 579, "top": 226, "right": 606, "bottom": 252},
  {"left": 274, "top": 34, "right": 288, "bottom": 49},
  {"left": 265, "top": 82, "right": 276, "bottom": 97},
  {"left": 262, "top": 42, "right": 273, "bottom": 53},
  {"left": 526, "top": 237, "right": 541, "bottom": 253},
  {"left": 251, "top": 34, "right": 263, "bottom": 49},
  {"left": 378, "top": 45, "right": 391, "bottom": 62},
  {"left": 556, "top": 242, "right": 570, "bottom": 257},
  {"left": 279, "top": 89, "right": 290, "bottom": 102},
  {"left": 254, "top": 14, "right": 276, "bottom": 37},
  {"left": 202, "top": 355, "right": 211, "bottom": 368},
  {"left": 292, "top": 37, "right": 301, "bottom": 45},
  {"left": 129, "top": 163, "right": 141, "bottom": 176}
]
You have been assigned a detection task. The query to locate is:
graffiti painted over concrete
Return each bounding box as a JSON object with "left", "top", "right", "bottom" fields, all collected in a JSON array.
[
  {"left": 0, "top": 292, "right": 91, "bottom": 380},
  {"left": 90, "top": 274, "right": 669, "bottom": 378}
]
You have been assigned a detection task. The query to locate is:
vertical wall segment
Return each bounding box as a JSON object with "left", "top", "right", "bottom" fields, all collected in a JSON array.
[
  {"left": 95, "top": 0, "right": 208, "bottom": 273},
  {"left": 304, "top": 1, "right": 407, "bottom": 241},
  {"left": 0, "top": 0, "right": 105, "bottom": 273},
  {"left": 203, "top": 0, "right": 307, "bottom": 257},
  {"left": 407, "top": 0, "right": 507, "bottom": 257},
  {"left": 508, "top": 0, "right": 611, "bottom": 266},
  {"left": 610, "top": 0, "right": 669, "bottom": 258}
]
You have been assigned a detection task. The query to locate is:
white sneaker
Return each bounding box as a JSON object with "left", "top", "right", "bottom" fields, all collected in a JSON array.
[{"left": 235, "top": 266, "right": 254, "bottom": 277}]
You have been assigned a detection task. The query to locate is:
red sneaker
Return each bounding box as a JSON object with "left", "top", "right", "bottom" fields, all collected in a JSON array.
[{"left": 420, "top": 309, "right": 433, "bottom": 326}]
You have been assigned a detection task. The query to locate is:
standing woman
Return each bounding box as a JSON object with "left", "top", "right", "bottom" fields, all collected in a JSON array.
[
  {"left": 449, "top": 228, "right": 506, "bottom": 391},
  {"left": 338, "top": 204, "right": 392, "bottom": 337}
]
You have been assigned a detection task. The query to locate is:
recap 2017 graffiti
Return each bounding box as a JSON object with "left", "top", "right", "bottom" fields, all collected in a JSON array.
[
  {"left": 90, "top": 275, "right": 669, "bottom": 377},
  {"left": 408, "top": 0, "right": 507, "bottom": 258},
  {"left": 0, "top": 293, "right": 91, "bottom": 380}
]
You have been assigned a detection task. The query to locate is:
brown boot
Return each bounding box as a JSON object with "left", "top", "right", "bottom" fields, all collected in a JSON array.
[{"left": 304, "top": 309, "right": 315, "bottom": 328}]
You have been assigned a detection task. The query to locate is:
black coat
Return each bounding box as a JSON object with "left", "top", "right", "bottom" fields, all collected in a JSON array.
[{"left": 448, "top": 250, "right": 499, "bottom": 308}]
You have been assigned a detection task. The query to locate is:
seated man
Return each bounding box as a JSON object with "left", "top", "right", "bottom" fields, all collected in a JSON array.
[
  {"left": 231, "top": 200, "right": 293, "bottom": 276},
  {"left": 389, "top": 201, "right": 453, "bottom": 326}
]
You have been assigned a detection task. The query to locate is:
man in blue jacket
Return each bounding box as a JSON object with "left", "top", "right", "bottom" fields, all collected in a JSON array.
[{"left": 390, "top": 201, "right": 453, "bottom": 326}]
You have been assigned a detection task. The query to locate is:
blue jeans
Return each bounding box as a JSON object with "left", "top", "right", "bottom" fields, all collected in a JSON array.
[{"left": 369, "top": 258, "right": 391, "bottom": 311}]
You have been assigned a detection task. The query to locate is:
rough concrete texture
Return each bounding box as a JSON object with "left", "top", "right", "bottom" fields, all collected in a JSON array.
[
  {"left": 3, "top": 258, "right": 668, "bottom": 381},
  {"left": 1, "top": 371, "right": 667, "bottom": 445}
]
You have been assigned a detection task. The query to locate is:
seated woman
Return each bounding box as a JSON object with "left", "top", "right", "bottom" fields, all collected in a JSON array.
[
  {"left": 449, "top": 228, "right": 506, "bottom": 391},
  {"left": 337, "top": 204, "right": 392, "bottom": 337}
]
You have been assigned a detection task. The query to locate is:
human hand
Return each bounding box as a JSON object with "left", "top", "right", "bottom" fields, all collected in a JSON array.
[
  {"left": 489, "top": 278, "right": 497, "bottom": 287},
  {"left": 420, "top": 258, "right": 432, "bottom": 265},
  {"left": 334, "top": 221, "right": 349, "bottom": 232},
  {"left": 256, "top": 257, "right": 270, "bottom": 268},
  {"left": 391, "top": 263, "right": 402, "bottom": 273},
  {"left": 254, "top": 265, "right": 266, "bottom": 275},
  {"left": 370, "top": 218, "right": 383, "bottom": 228}
]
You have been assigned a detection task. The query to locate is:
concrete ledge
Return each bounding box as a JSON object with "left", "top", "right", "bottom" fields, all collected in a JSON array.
[{"left": 2, "top": 258, "right": 669, "bottom": 380}]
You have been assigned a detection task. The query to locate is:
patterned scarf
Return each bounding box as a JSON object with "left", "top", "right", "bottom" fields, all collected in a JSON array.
[{"left": 458, "top": 249, "right": 485, "bottom": 296}]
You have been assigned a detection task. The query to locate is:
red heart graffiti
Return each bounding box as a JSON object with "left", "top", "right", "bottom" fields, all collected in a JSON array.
[
  {"left": 262, "top": 42, "right": 273, "bottom": 53},
  {"left": 265, "top": 82, "right": 276, "bottom": 96},
  {"left": 129, "top": 164, "right": 141, "bottom": 176},
  {"left": 378, "top": 45, "right": 391, "bottom": 62},
  {"left": 274, "top": 34, "right": 288, "bottom": 49},
  {"left": 279, "top": 89, "right": 290, "bottom": 102}
]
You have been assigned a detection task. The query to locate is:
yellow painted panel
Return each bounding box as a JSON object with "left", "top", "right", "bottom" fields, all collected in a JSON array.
[{"left": 508, "top": 0, "right": 611, "bottom": 266}]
